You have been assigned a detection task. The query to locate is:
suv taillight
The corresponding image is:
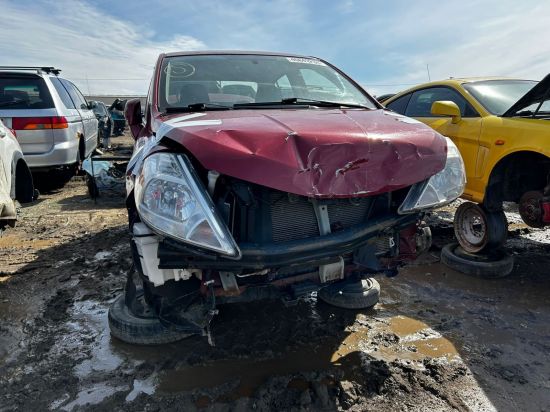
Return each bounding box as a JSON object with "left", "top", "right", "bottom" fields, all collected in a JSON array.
[{"left": 12, "top": 116, "right": 68, "bottom": 130}]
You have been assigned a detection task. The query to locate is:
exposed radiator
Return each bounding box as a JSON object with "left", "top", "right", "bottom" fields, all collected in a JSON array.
[{"left": 269, "top": 192, "right": 372, "bottom": 243}]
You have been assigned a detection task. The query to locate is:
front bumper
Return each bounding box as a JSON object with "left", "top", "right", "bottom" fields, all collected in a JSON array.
[{"left": 157, "top": 213, "right": 419, "bottom": 271}]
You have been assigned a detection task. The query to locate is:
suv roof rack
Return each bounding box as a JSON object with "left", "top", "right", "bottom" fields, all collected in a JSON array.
[{"left": 0, "top": 66, "right": 61, "bottom": 75}]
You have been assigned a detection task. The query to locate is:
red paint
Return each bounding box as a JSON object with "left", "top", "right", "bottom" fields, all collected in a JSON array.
[{"left": 153, "top": 109, "right": 446, "bottom": 198}]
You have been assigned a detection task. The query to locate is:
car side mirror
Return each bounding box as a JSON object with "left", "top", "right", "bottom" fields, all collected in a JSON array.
[
  {"left": 431, "top": 101, "right": 462, "bottom": 124},
  {"left": 125, "top": 98, "right": 143, "bottom": 140}
]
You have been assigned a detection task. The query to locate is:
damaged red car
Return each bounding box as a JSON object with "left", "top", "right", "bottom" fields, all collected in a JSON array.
[{"left": 109, "top": 51, "right": 466, "bottom": 345}]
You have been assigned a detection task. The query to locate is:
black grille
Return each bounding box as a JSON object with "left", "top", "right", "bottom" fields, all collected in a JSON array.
[
  {"left": 270, "top": 192, "right": 320, "bottom": 242},
  {"left": 327, "top": 199, "right": 371, "bottom": 231},
  {"left": 269, "top": 192, "right": 372, "bottom": 243}
]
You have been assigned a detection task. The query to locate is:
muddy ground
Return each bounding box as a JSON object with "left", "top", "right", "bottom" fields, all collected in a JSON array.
[{"left": 1, "top": 135, "right": 549, "bottom": 411}]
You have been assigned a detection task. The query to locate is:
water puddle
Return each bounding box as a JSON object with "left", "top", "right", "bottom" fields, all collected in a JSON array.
[
  {"left": 68, "top": 300, "right": 123, "bottom": 378},
  {"left": 158, "top": 339, "right": 362, "bottom": 404},
  {"left": 58, "top": 383, "right": 127, "bottom": 411},
  {"left": 156, "top": 314, "right": 459, "bottom": 404}
]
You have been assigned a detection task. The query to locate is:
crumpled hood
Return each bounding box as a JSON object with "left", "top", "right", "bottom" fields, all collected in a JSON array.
[{"left": 157, "top": 109, "right": 447, "bottom": 198}]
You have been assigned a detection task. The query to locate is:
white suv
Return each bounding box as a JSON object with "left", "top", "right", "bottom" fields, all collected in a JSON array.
[{"left": 0, "top": 67, "right": 97, "bottom": 171}]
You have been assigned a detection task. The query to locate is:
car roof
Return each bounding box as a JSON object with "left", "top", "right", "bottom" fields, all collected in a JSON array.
[
  {"left": 387, "top": 77, "right": 536, "bottom": 102},
  {"left": 162, "top": 50, "right": 319, "bottom": 58},
  {"left": 401, "top": 77, "right": 533, "bottom": 90}
]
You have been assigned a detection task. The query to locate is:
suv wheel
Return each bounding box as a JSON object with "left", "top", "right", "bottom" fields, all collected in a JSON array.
[{"left": 454, "top": 202, "right": 507, "bottom": 253}]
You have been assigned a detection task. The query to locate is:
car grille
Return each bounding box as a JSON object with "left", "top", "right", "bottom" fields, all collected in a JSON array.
[{"left": 269, "top": 192, "right": 371, "bottom": 243}]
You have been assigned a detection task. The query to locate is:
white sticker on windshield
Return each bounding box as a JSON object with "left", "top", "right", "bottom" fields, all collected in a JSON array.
[{"left": 287, "top": 57, "right": 326, "bottom": 66}]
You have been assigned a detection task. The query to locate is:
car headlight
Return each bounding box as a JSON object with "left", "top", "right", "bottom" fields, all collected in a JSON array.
[
  {"left": 398, "top": 137, "right": 466, "bottom": 214},
  {"left": 134, "top": 152, "right": 240, "bottom": 257}
]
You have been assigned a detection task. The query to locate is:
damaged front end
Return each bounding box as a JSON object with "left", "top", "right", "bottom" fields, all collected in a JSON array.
[{"left": 126, "top": 139, "right": 465, "bottom": 342}]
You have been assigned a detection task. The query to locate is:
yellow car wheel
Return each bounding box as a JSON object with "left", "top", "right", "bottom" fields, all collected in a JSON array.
[{"left": 454, "top": 202, "right": 508, "bottom": 253}]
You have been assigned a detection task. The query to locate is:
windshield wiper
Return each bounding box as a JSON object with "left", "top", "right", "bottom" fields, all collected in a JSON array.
[
  {"left": 234, "top": 98, "right": 371, "bottom": 110},
  {"left": 164, "top": 102, "right": 233, "bottom": 114},
  {"left": 280, "top": 97, "right": 372, "bottom": 109}
]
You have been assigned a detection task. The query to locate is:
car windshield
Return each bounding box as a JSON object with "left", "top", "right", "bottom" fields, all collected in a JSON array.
[
  {"left": 463, "top": 80, "right": 537, "bottom": 116},
  {"left": 158, "top": 54, "right": 376, "bottom": 111}
]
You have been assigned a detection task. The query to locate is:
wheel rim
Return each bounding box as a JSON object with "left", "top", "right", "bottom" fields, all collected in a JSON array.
[
  {"left": 455, "top": 203, "right": 488, "bottom": 252},
  {"left": 519, "top": 191, "right": 544, "bottom": 228}
]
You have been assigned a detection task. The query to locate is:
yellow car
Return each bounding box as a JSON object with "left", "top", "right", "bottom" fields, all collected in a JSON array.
[{"left": 385, "top": 75, "right": 550, "bottom": 253}]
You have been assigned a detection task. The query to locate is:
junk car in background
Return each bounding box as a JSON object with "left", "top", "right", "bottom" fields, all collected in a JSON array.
[
  {"left": 108, "top": 98, "right": 127, "bottom": 136},
  {"left": 108, "top": 51, "right": 466, "bottom": 345},
  {"left": 0, "top": 119, "right": 35, "bottom": 231},
  {"left": 385, "top": 76, "right": 550, "bottom": 276},
  {"left": 91, "top": 100, "right": 112, "bottom": 148},
  {"left": 0, "top": 67, "right": 97, "bottom": 172}
]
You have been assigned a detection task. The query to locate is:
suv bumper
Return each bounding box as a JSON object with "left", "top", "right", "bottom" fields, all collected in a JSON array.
[{"left": 25, "top": 139, "right": 79, "bottom": 170}]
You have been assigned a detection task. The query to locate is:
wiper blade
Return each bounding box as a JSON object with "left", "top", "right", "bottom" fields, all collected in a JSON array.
[
  {"left": 164, "top": 102, "right": 232, "bottom": 113},
  {"left": 233, "top": 98, "right": 371, "bottom": 110},
  {"left": 281, "top": 97, "right": 371, "bottom": 109},
  {"left": 233, "top": 101, "right": 304, "bottom": 109}
]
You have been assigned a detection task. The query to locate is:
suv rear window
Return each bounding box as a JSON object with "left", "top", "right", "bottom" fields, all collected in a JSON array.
[{"left": 0, "top": 76, "right": 54, "bottom": 109}]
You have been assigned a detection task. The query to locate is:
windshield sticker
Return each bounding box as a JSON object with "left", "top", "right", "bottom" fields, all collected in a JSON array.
[
  {"left": 167, "top": 62, "right": 196, "bottom": 78},
  {"left": 287, "top": 57, "right": 326, "bottom": 66}
]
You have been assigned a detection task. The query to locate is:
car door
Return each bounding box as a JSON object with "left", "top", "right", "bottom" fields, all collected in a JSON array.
[
  {"left": 60, "top": 79, "right": 98, "bottom": 157},
  {"left": 403, "top": 87, "right": 482, "bottom": 181}
]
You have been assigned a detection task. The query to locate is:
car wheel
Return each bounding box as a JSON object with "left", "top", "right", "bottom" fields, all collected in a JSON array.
[
  {"left": 454, "top": 202, "right": 507, "bottom": 253},
  {"left": 108, "top": 294, "right": 193, "bottom": 345},
  {"left": 518, "top": 190, "right": 546, "bottom": 228},
  {"left": 317, "top": 277, "right": 380, "bottom": 309},
  {"left": 440, "top": 243, "right": 514, "bottom": 278}
]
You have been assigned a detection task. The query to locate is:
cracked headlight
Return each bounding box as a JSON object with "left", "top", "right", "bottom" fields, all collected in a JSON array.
[
  {"left": 399, "top": 137, "right": 466, "bottom": 214},
  {"left": 135, "top": 153, "right": 240, "bottom": 257}
]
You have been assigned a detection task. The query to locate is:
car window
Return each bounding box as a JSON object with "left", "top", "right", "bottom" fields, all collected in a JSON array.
[
  {"left": 93, "top": 103, "right": 107, "bottom": 116},
  {"left": 463, "top": 80, "right": 538, "bottom": 115},
  {"left": 159, "top": 54, "right": 377, "bottom": 110},
  {"left": 50, "top": 77, "right": 76, "bottom": 109},
  {"left": 0, "top": 75, "right": 54, "bottom": 109},
  {"left": 298, "top": 68, "right": 343, "bottom": 98},
  {"left": 60, "top": 79, "right": 87, "bottom": 109},
  {"left": 386, "top": 94, "right": 411, "bottom": 115},
  {"left": 405, "top": 87, "right": 478, "bottom": 118},
  {"left": 275, "top": 75, "right": 294, "bottom": 99}
]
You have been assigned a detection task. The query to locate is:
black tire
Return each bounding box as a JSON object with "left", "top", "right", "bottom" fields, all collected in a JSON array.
[
  {"left": 454, "top": 202, "right": 507, "bottom": 253},
  {"left": 108, "top": 294, "right": 193, "bottom": 345},
  {"left": 441, "top": 243, "right": 514, "bottom": 279},
  {"left": 318, "top": 278, "right": 380, "bottom": 309}
]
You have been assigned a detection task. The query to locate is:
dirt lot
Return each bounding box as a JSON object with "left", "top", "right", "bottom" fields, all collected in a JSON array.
[{"left": 1, "top": 135, "right": 549, "bottom": 411}]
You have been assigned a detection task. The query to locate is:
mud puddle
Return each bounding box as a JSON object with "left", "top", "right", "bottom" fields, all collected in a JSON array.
[{"left": 152, "top": 306, "right": 461, "bottom": 405}]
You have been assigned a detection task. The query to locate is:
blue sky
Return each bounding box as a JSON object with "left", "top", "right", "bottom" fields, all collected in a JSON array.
[{"left": 1, "top": 0, "right": 549, "bottom": 95}]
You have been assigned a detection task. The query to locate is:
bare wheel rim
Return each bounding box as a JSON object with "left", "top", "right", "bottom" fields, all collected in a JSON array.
[{"left": 455, "top": 203, "right": 488, "bottom": 252}]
